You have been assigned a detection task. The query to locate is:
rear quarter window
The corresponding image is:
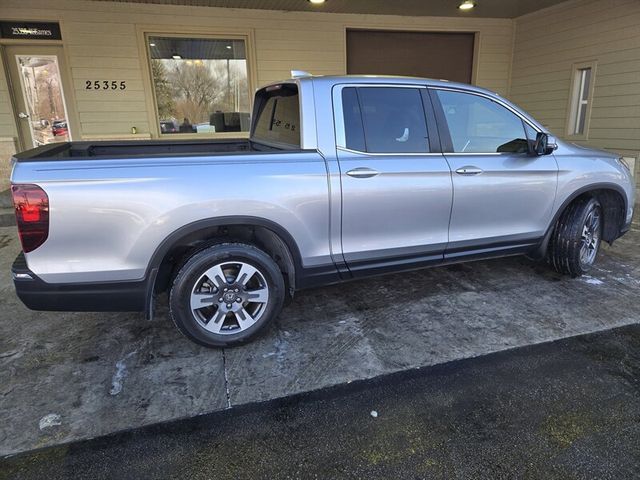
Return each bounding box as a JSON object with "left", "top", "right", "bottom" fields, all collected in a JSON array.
[{"left": 252, "top": 84, "right": 300, "bottom": 148}]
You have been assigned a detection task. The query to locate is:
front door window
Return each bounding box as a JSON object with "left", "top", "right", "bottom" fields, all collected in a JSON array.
[{"left": 435, "top": 89, "right": 530, "bottom": 154}]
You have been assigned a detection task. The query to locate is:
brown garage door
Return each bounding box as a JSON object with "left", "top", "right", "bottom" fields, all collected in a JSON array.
[{"left": 347, "top": 30, "right": 475, "bottom": 83}]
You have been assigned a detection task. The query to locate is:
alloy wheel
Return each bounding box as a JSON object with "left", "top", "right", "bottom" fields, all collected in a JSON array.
[
  {"left": 189, "top": 261, "right": 269, "bottom": 334},
  {"left": 579, "top": 206, "right": 601, "bottom": 266}
]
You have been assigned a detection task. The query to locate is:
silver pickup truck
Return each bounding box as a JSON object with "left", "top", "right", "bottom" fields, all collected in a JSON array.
[{"left": 10, "top": 74, "right": 635, "bottom": 347}]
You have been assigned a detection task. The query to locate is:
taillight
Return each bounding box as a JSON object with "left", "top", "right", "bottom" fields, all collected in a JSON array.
[{"left": 11, "top": 184, "right": 49, "bottom": 253}]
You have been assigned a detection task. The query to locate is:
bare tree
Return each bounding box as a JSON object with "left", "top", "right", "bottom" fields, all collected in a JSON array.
[
  {"left": 162, "top": 59, "right": 250, "bottom": 124},
  {"left": 35, "top": 65, "right": 64, "bottom": 121},
  {"left": 167, "top": 61, "right": 223, "bottom": 123}
]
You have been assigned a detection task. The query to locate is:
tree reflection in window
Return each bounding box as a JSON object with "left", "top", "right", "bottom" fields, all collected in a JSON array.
[{"left": 149, "top": 36, "right": 250, "bottom": 135}]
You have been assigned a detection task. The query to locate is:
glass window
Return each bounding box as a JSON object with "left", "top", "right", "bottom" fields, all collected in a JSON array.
[
  {"left": 436, "top": 90, "right": 529, "bottom": 154},
  {"left": 15, "top": 55, "right": 71, "bottom": 146},
  {"left": 350, "top": 87, "right": 429, "bottom": 153},
  {"left": 524, "top": 123, "right": 538, "bottom": 141},
  {"left": 253, "top": 85, "right": 300, "bottom": 147},
  {"left": 148, "top": 36, "right": 250, "bottom": 135},
  {"left": 524, "top": 122, "right": 538, "bottom": 149},
  {"left": 341, "top": 87, "right": 366, "bottom": 152},
  {"left": 569, "top": 67, "right": 592, "bottom": 136}
]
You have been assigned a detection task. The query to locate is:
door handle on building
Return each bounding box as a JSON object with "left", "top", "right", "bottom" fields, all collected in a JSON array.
[{"left": 346, "top": 167, "right": 380, "bottom": 179}]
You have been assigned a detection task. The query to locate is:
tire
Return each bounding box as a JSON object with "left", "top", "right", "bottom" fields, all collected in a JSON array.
[
  {"left": 169, "top": 243, "right": 285, "bottom": 348},
  {"left": 548, "top": 196, "right": 603, "bottom": 277}
]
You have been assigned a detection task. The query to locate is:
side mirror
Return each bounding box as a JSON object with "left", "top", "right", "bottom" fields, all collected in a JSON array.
[{"left": 533, "top": 132, "right": 557, "bottom": 156}]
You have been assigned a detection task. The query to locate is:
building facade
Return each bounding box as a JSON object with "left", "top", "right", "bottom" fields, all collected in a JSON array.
[{"left": 0, "top": 0, "right": 638, "bottom": 191}]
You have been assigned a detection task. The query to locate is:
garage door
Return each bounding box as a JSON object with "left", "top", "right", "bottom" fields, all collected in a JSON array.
[{"left": 346, "top": 30, "right": 475, "bottom": 83}]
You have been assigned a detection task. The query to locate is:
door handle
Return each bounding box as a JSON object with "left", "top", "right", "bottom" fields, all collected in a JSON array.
[
  {"left": 346, "top": 167, "right": 380, "bottom": 179},
  {"left": 455, "top": 166, "right": 483, "bottom": 175}
]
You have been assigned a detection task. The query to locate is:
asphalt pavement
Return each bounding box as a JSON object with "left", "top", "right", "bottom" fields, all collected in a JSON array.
[{"left": 2, "top": 324, "right": 639, "bottom": 480}]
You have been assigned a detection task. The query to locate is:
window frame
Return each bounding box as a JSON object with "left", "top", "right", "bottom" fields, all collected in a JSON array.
[
  {"left": 332, "top": 83, "right": 441, "bottom": 156},
  {"left": 141, "top": 30, "right": 256, "bottom": 140},
  {"left": 566, "top": 61, "right": 596, "bottom": 140},
  {"left": 429, "top": 87, "right": 542, "bottom": 156}
]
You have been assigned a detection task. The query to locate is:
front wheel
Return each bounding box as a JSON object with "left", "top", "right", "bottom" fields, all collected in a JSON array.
[
  {"left": 548, "top": 197, "right": 602, "bottom": 277},
  {"left": 169, "top": 243, "right": 285, "bottom": 348}
]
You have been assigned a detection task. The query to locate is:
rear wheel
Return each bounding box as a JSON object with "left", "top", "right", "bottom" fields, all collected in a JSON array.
[
  {"left": 169, "top": 243, "right": 285, "bottom": 348},
  {"left": 548, "top": 197, "right": 602, "bottom": 277}
]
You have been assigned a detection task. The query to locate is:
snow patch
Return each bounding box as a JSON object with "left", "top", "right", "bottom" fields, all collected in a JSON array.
[
  {"left": 261, "top": 335, "right": 289, "bottom": 361},
  {"left": 109, "top": 351, "right": 137, "bottom": 396},
  {"left": 39, "top": 413, "right": 62, "bottom": 430}
]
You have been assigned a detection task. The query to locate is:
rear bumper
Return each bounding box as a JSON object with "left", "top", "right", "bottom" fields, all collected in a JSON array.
[{"left": 12, "top": 253, "right": 148, "bottom": 312}]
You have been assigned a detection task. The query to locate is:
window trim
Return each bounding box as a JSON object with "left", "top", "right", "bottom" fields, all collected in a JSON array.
[
  {"left": 429, "top": 86, "right": 541, "bottom": 156},
  {"left": 333, "top": 83, "right": 440, "bottom": 156},
  {"left": 566, "top": 61, "right": 596, "bottom": 140},
  {"left": 140, "top": 28, "right": 256, "bottom": 140}
]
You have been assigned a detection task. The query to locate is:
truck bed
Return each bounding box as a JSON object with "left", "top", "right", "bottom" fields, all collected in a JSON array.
[{"left": 13, "top": 138, "right": 287, "bottom": 162}]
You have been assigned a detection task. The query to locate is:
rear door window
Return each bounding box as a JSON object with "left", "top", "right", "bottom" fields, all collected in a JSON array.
[
  {"left": 341, "top": 87, "right": 367, "bottom": 152},
  {"left": 342, "top": 87, "right": 429, "bottom": 154}
]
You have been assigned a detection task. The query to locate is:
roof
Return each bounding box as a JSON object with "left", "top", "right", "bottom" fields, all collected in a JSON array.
[
  {"left": 92, "top": 0, "right": 569, "bottom": 19},
  {"left": 295, "top": 73, "right": 503, "bottom": 98},
  {"left": 261, "top": 74, "right": 547, "bottom": 133}
]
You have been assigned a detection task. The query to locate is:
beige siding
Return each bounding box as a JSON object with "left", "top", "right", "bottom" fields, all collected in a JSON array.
[
  {"left": 0, "top": 53, "right": 18, "bottom": 191},
  {"left": 1, "top": 0, "right": 514, "bottom": 142},
  {"left": 0, "top": 54, "right": 18, "bottom": 140},
  {"left": 510, "top": 0, "right": 640, "bottom": 160},
  {"left": 0, "top": 137, "right": 17, "bottom": 192}
]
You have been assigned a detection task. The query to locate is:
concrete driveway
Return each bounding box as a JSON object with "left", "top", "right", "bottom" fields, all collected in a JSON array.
[{"left": 1, "top": 215, "right": 639, "bottom": 457}]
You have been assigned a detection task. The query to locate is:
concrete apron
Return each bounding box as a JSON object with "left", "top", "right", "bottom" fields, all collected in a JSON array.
[{"left": 1, "top": 216, "right": 639, "bottom": 458}]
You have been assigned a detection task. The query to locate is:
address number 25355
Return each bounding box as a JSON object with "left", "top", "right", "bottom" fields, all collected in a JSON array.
[{"left": 85, "top": 80, "right": 127, "bottom": 90}]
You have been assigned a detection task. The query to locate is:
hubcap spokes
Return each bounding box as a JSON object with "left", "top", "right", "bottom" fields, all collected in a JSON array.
[
  {"left": 580, "top": 208, "right": 601, "bottom": 266},
  {"left": 190, "top": 261, "right": 269, "bottom": 335}
]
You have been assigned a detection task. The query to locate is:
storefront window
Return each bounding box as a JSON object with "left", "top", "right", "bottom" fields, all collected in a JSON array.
[{"left": 148, "top": 36, "right": 250, "bottom": 135}]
